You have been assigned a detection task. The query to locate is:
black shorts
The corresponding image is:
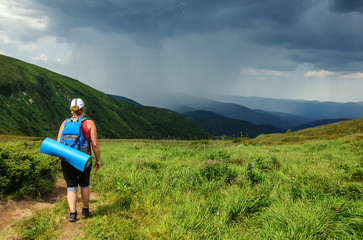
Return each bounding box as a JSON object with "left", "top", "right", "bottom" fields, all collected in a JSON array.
[{"left": 61, "top": 160, "right": 92, "bottom": 191}]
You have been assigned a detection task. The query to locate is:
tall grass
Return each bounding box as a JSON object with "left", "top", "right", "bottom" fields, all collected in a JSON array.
[{"left": 2, "top": 137, "right": 362, "bottom": 239}]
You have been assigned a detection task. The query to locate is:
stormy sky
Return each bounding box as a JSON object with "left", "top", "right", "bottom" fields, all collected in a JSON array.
[{"left": 1, "top": 0, "right": 363, "bottom": 103}]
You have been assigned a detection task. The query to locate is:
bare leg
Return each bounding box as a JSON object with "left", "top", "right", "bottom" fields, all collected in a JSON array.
[
  {"left": 67, "top": 190, "right": 77, "bottom": 213},
  {"left": 81, "top": 187, "right": 90, "bottom": 208}
]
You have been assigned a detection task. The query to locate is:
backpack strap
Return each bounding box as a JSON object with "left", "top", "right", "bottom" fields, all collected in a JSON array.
[
  {"left": 60, "top": 118, "right": 71, "bottom": 144},
  {"left": 79, "top": 117, "right": 88, "bottom": 122},
  {"left": 78, "top": 117, "right": 91, "bottom": 154},
  {"left": 68, "top": 116, "right": 87, "bottom": 123},
  {"left": 77, "top": 117, "right": 88, "bottom": 150}
]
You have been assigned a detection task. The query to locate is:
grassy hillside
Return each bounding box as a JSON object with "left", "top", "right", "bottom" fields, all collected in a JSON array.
[
  {"left": 0, "top": 54, "right": 210, "bottom": 139},
  {"left": 247, "top": 117, "right": 363, "bottom": 145},
  {"left": 291, "top": 118, "right": 350, "bottom": 131}
]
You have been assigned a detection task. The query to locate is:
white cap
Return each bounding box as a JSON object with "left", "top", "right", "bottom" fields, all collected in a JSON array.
[{"left": 70, "top": 98, "right": 84, "bottom": 109}]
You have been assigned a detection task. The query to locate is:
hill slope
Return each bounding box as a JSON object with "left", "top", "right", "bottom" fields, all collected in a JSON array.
[
  {"left": 0, "top": 54, "right": 210, "bottom": 139},
  {"left": 291, "top": 118, "right": 350, "bottom": 131},
  {"left": 109, "top": 94, "right": 141, "bottom": 105},
  {"left": 247, "top": 117, "right": 363, "bottom": 145}
]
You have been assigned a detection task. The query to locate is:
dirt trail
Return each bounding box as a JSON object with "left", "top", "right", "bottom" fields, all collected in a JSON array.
[
  {"left": 57, "top": 191, "right": 99, "bottom": 240},
  {"left": 0, "top": 178, "right": 66, "bottom": 230},
  {"left": 0, "top": 178, "right": 99, "bottom": 239}
]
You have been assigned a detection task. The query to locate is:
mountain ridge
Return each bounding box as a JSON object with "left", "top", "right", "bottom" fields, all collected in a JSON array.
[
  {"left": 144, "top": 93, "right": 310, "bottom": 129},
  {"left": 212, "top": 94, "right": 363, "bottom": 120},
  {"left": 109, "top": 94, "right": 141, "bottom": 105},
  {"left": 183, "top": 110, "right": 285, "bottom": 138}
]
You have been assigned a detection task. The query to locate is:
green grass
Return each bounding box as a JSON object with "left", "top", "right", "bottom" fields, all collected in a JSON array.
[{"left": 1, "top": 134, "right": 362, "bottom": 239}]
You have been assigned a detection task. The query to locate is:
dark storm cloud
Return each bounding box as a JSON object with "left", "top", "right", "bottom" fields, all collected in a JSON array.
[
  {"left": 33, "top": 0, "right": 184, "bottom": 37},
  {"left": 249, "top": 1, "right": 363, "bottom": 51},
  {"left": 27, "top": 0, "right": 363, "bottom": 70},
  {"left": 32, "top": 0, "right": 309, "bottom": 37},
  {"left": 330, "top": 0, "right": 363, "bottom": 13},
  {"left": 290, "top": 49, "right": 363, "bottom": 71},
  {"left": 253, "top": 15, "right": 363, "bottom": 52}
]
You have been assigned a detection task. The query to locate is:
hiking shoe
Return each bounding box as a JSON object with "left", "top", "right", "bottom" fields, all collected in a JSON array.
[
  {"left": 68, "top": 212, "right": 77, "bottom": 222},
  {"left": 82, "top": 207, "right": 90, "bottom": 217}
]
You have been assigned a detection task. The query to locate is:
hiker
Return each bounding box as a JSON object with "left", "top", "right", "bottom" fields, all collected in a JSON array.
[{"left": 57, "top": 98, "right": 101, "bottom": 222}]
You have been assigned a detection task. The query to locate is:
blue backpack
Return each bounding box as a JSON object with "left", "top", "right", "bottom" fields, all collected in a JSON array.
[{"left": 60, "top": 117, "right": 89, "bottom": 154}]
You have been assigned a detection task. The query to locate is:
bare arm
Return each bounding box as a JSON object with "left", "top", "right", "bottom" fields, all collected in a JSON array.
[
  {"left": 57, "top": 120, "right": 66, "bottom": 142},
  {"left": 88, "top": 120, "right": 101, "bottom": 171},
  {"left": 57, "top": 120, "right": 66, "bottom": 162}
]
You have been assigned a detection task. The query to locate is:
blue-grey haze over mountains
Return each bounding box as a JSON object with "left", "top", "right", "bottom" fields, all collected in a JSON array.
[{"left": 1, "top": 0, "right": 363, "bottom": 104}]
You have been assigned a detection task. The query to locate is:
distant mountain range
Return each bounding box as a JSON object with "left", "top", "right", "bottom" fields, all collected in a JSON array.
[
  {"left": 212, "top": 95, "right": 363, "bottom": 120},
  {"left": 143, "top": 93, "right": 363, "bottom": 137},
  {"left": 144, "top": 93, "right": 307, "bottom": 129},
  {"left": 0, "top": 54, "right": 210, "bottom": 139}
]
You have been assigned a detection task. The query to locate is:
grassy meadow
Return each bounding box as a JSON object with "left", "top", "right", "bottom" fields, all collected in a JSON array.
[{"left": 1, "top": 131, "right": 362, "bottom": 239}]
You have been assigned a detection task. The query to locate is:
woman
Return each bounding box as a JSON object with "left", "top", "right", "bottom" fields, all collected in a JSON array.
[{"left": 57, "top": 98, "right": 101, "bottom": 222}]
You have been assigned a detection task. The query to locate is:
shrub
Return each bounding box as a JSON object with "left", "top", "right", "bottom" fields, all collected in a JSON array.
[{"left": 0, "top": 141, "right": 57, "bottom": 199}]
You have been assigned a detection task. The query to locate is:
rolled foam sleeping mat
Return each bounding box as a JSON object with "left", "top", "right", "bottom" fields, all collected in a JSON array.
[{"left": 40, "top": 137, "right": 91, "bottom": 172}]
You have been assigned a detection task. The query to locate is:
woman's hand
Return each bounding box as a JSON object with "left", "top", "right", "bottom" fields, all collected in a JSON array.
[{"left": 94, "top": 160, "right": 101, "bottom": 171}]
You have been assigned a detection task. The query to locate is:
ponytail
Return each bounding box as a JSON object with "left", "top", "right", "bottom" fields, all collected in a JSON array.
[{"left": 70, "top": 106, "right": 85, "bottom": 116}]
